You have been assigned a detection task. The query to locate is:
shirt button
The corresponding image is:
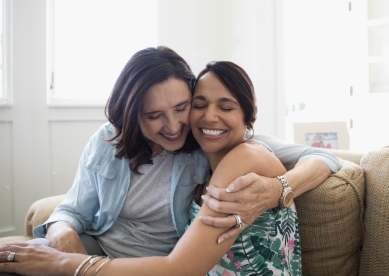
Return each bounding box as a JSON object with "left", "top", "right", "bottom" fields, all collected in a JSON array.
[
  {"left": 193, "top": 175, "right": 197, "bottom": 180},
  {"left": 120, "top": 190, "right": 125, "bottom": 195},
  {"left": 108, "top": 215, "right": 113, "bottom": 221},
  {"left": 95, "top": 165, "right": 101, "bottom": 170}
]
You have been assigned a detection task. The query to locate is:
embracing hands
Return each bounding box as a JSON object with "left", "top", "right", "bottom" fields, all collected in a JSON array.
[{"left": 200, "top": 172, "right": 282, "bottom": 243}]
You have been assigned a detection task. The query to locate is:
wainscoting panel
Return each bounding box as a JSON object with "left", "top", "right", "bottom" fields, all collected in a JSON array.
[
  {"left": 0, "top": 121, "right": 15, "bottom": 235},
  {"left": 49, "top": 120, "right": 107, "bottom": 195}
]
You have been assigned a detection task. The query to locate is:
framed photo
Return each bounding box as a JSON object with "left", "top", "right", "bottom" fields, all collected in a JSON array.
[{"left": 293, "top": 122, "right": 350, "bottom": 150}]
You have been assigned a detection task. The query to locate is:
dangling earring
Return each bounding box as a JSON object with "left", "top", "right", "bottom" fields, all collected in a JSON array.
[{"left": 246, "top": 127, "right": 254, "bottom": 139}]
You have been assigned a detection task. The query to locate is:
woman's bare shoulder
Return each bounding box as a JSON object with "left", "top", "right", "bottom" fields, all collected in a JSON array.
[
  {"left": 215, "top": 140, "right": 284, "bottom": 179},
  {"left": 228, "top": 140, "right": 275, "bottom": 160}
]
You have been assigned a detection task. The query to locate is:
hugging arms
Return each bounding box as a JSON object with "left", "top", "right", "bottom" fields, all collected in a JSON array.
[{"left": 0, "top": 47, "right": 340, "bottom": 276}]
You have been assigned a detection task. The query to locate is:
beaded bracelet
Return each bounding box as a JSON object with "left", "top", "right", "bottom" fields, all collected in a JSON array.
[
  {"left": 74, "top": 255, "right": 96, "bottom": 276},
  {"left": 81, "top": 256, "right": 105, "bottom": 276},
  {"left": 92, "top": 256, "right": 111, "bottom": 276}
]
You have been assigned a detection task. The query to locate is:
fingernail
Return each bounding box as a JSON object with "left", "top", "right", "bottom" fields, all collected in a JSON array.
[
  {"left": 218, "top": 238, "right": 224, "bottom": 244},
  {"left": 198, "top": 216, "right": 203, "bottom": 220},
  {"left": 226, "top": 184, "right": 235, "bottom": 193},
  {"left": 201, "top": 195, "right": 205, "bottom": 200},
  {"left": 205, "top": 186, "right": 209, "bottom": 191}
]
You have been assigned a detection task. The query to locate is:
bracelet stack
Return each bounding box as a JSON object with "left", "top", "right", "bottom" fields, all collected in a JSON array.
[{"left": 74, "top": 255, "right": 111, "bottom": 276}]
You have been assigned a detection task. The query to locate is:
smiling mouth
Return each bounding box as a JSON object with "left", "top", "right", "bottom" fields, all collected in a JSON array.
[
  {"left": 160, "top": 127, "right": 184, "bottom": 141},
  {"left": 201, "top": 128, "right": 227, "bottom": 136},
  {"left": 163, "top": 131, "right": 181, "bottom": 139}
]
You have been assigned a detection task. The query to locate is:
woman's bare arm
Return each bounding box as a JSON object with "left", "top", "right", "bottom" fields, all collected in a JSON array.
[
  {"left": 46, "top": 221, "right": 88, "bottom": 254},
  {"left": 0, "top": 143, "right": 286, "bottom": 276}
]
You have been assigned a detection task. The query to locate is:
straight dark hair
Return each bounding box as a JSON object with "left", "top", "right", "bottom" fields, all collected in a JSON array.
[{"left": 105, "top": 46, "right": 199, "bottom": 174}]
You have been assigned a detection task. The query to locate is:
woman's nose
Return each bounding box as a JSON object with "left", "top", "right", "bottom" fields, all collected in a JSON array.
[
  {"left": 165, "top": 117, "right": 181, "bottom": 134},
  {"left": 203, "top": 107, "right": 218, "bottom": 123}
]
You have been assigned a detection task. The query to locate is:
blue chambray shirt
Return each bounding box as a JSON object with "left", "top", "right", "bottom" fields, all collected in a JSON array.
[
  {"left": 34, "top": 122, "right": 210, "bottom": 238},
  {"left": 34, "top": 124, "right": 341, "bottom": 239}
]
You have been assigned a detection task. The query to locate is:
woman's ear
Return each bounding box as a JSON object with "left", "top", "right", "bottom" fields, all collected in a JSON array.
[{"left": 252, "top": 105, "right": 257, "bottom": 125}]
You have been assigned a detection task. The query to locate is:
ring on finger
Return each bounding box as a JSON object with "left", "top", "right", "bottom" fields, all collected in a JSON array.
[
  {"left": 6, "top": 251, "right": 16, "bottom": 262},
  {"left": 232, "top": 214, "right": 244, "bottom": 228}
]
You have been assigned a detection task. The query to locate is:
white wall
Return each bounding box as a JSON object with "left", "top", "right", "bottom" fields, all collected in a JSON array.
[
  {"left": 158, "top": 0, "right": 283, "bottom": 137},
  {"left": 0, "top": 0, "right": 107, "bottom": 237},
  {"left": 0, "top": 0, "right": 281, "bottom": 236}
]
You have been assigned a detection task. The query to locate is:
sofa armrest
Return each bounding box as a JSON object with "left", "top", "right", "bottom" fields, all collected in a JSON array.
[
  {"left": 325, "top": 148, "right": 365, "bottom": 165},
  {"left": 25, "top": 194, "right": 66, "bottom": 237},
  {"left": 295, "top": 159, "right": 365, "bottom": 275},
  {"left": 359, "top": 146, "right": 389, "bottom": 276}
]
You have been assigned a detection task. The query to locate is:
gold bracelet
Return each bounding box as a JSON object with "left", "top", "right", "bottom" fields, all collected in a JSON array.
[
  {"left": 81, "top": 256, "right": 105, "bottom": 276},
  {"left": 74, "top": 255, "right": 96, "bottom": 276},
  {"left": 92, "top": 257, "right": 111, "bottom": 276}
]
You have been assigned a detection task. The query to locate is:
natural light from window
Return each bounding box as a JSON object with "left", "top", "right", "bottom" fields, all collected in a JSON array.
[
  {"left": 48, "top": 0, "right": 158, "bottom": 106},
  {"left": 283, "top": 1, "right": 351, "bottom": 144},
  {"left": 0, "top": 0, "right": 4, "bottom": 100},
  {"left": 284, "top": 0, "right": 389, "bottom": 152}
]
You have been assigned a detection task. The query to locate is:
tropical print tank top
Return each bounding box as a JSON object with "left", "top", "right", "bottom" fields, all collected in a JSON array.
[{"left": 187, "top": 200, "right": 302, "bottom": 276}]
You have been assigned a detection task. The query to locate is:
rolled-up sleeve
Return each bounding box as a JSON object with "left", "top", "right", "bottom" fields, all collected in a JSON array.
[{"left": 33, "top": 136, "right": 100, "bottom": 237}]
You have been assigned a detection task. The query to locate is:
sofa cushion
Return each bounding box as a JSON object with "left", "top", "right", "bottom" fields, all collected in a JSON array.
[
  {"left": 25, "top": 194, "right": 66, "bottom": 237},
  {"left": 0, "top": 235, "right": 31, "bottom": 245},
  {"left": 295, "top": 159, "right": 364, "bottom": 276},
  {"left": 359, "top": 146, "right": 389, "bottom": 276}
]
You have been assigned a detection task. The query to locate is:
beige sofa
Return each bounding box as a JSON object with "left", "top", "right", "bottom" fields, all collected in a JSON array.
[{"left": 1, "top": 146, "right": 388, "bottom": 276}]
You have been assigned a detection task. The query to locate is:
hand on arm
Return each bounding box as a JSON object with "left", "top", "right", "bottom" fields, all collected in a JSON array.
[
  {"left": 200, "top": 134, "right": 340, "bottom": 242},
  {"left": 46, "top": 221, "right": 88, "bottom": 254},
  {"left": 0, "top": 242, "right": 86, "bottom": 276},
  {"left": 200, "top": 172, "right": 282, "bottom": 242},
  {"left": 201, "top": 158, "right": 333, "bottom": 243},
  {"left": 0, "top": 144, "right": 286, "bottom": 276}
]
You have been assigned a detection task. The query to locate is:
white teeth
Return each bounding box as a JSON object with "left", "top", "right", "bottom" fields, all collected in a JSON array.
[
  {"left": 202, "top": 129, "right": 225, "bottom": 136},
  {"left": 163, "top": 131, "right": 180, "bottom": 139}
]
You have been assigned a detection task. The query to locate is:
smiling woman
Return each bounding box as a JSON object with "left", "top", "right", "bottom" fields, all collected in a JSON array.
[
  {"left": 0, "top": 44, "right": 341, "bottom": 276},
  {"left": 139, "top": 78, "right": 192, "bottom": 157},
  {"left": 188, "top": 61, "right": 301, "bottom": 275},
  {"left": 0, "top": 57, "right": 302, "bottom": 276},
  {"left": 190, "top": 72, "right": 248, "bottom": 156}
]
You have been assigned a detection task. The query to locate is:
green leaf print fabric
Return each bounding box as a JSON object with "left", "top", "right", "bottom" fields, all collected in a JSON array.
[{"left": 186, "top": 201, "right": 301, "bottom": 276}]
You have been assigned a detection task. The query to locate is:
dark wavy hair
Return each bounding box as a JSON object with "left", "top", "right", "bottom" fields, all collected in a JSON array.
[
  {"left": 105, "top": 46, "right": 199, "bottom": 174},
  {"left": 195, "top": 61, "right": 257, "bottom": 129}
]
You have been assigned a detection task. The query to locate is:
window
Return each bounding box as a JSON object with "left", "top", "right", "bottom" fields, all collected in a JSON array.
[
  {"left": 367, "top": 0, "right": 389, "bottom": 93},
  {"left": 283, "top": 0, "right": 350, "bottom": 142},
  {"left": 0, "top": 1, "right": 3, "bottom": 100},
  {"left": 0, "top": 0, "right": 11, "bottom": 106},
  {"left": 48, "top": 0, "right": 158, "bottom": 106},
  {"left": 283, "top": 0, "right": 389, "bottom": 151}
]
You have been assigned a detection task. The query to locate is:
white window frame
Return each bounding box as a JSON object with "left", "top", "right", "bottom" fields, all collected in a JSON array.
[
  {"left": 46, "top": 0, "right": 159, "bottom": 107},
  {"left": 46, "top": 0, "right": 105, "bottom": 107},
  {"left": 0, "top": 0, "right": 12, "bottom": 107}
]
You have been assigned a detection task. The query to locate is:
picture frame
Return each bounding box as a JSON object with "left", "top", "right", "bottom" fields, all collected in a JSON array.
[{"left": 293, "top": 122, "right": 350, "bottom": 150}]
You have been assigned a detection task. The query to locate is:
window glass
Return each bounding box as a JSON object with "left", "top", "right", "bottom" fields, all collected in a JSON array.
[
  {"left": 49, "top": 0, "right": 158, "bottom": 105},
  {"left": 368, "top": 24, "right": 389, "bottom": 56},
  {"left": 0, "top": 0, "right": 4, "bottom": 100},
  {"left": 368, "top": 0, "right": 389, "bottom": 20},
  {"left": 369, "top": 61, "right": 389, "bottom": 93},
  {"left": 367, "top": 0, "right": 389, "bottom": 94},
  {"left": 283, "top": 1, "right": 349, "bottom": 122}
]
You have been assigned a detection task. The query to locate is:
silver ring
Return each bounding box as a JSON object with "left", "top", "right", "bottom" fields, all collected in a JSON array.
[
  {"left": 6, "top": 251, "right": 16, "bottom": 262},
  {"left": 232, "top": 214, "right": 244, "bottom": 229}
]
